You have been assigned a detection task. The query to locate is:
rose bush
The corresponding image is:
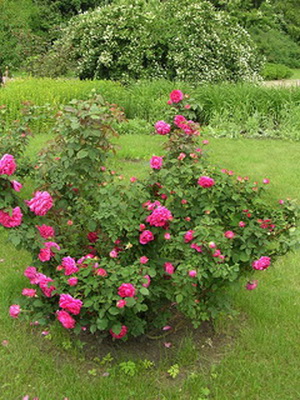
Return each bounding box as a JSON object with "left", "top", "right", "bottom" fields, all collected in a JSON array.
[{"left": 2, "top": 89, "right": 298, "bottom": 340}]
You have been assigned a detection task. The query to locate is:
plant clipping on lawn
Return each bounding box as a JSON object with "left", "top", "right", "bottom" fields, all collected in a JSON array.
[{"left": 1, "top": 90, "right": 298, "bottom": 340}]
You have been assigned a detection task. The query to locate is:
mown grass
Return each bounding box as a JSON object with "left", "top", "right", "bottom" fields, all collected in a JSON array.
[
  {"left": 2, "top": 78, "right": 300, "bottom": 139},
  {"left": 0, "top": 133, "right": 299, "bottom": 399}
]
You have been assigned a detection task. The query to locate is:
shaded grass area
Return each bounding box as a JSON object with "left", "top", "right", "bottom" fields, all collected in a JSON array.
[{"left": 0, "top": 134, "right": 300, "bottom": 399}]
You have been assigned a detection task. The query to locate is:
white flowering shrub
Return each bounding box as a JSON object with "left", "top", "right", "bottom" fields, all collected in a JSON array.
[{"left": 58, "top": 0, "right": 263, "bottom": 83}]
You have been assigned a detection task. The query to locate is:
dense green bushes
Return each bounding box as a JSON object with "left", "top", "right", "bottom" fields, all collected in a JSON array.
[
  {"left": 57, "top": 0, "right": 262, "bottom": 83},
  {"left": 261, "top": 63, "right": 293, "bottom": 80}
]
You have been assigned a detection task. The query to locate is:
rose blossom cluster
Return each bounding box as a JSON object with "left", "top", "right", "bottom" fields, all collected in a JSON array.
[
  {"left": 0, "top": 207, "right": 23, "bottom": 228},
  {"left": 38, "top": 241, "right": 60, "bottom": 262},
  {"left": 154, "top": 120, "right": 171, "bottom": 135},
  {"left": 252, "top": 256, "right": 271, "bottom": 270},
  {"left": 150, "top": 156, "right": 163, "bottom": 170},
  {"left": 23, "top": 266, "right": 56, "bottom": 297},
  {"left": 198, "top": 176, "right": 215, "bottom": 188},
  {"left": 174, "top": 115, "right": 199, "bottom": 136}
]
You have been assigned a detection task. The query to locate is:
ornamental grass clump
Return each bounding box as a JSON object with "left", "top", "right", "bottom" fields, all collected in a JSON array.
[{"left": 1, "top": 90, "right": 298, "bottom": 340}]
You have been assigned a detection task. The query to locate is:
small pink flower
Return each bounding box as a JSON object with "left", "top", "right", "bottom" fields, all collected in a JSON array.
[
  {"left": 212, "top": 249, "right": 221, "bottom": 258},
  {"left": 202, "top": 140, "right": 209, "bottom": 145},
  {"left": 57, "top": 310, "right": 76, "bottom": 329},
  {"left": 189, "top": 270, "right": 197, "bottom": 277},
  {"left": 224, "top": 231, "right": 235, "bottom": 239},
  {"left": 246, "top": 280, "right": 258, "bottom": 290},
  {"left": 37, "top": 225, "right": 55, "bottom": 239},
  {"left": 116, "top": 299, "right": 127, "bottom": 308},
  {"left": 195, "top": 148, "right": 202, "bottom": 153},
  {"left": 174, "top": 114, "right": 187, "bottom": 128},
  {"left": 42, "top": 331, "right": 50, "bottom": 336},
  {"left": 67, "top": 277, "right": 78, "bottom": 286},
  {"left": 162, "top": 325, "right": 172, "bottom": 331},
  {"left": 190, "top": 243, "right": 202, "bottom": 252},
  {"left": 9, "top": 304, "right": 20, "bottom": 318},
  {"left": 178, "top": 152, "right": 186, "bottom": 161},
  {"left": 118, "top": 283, "right": 136, "bottom": 298},
  {"left": 59, "top": 294, "right": 82, "bottom": 315},
  {"left": 130, "top": 176, "right": 137, "bottom": 183},
  {"left": 169, "top": 90, "right": 184, "bottom": 103},
  {"left": 150, "top": 156, "right": 163, "bottom": 170},
  {"left": 139, "top": 224, "right": 146, "bottom": 231},
  {"left": 67, "top": 220, "right": 73, "bottom": 226},
  {"left": 26, "top": 191, "right": 53, "bottom": 216},
  {"left": 155, "top": 120, "right": 171, "bottom": 135},
  {"left": 2, "top": 340, "right": 9, "bottom": 347},
  {"left": 0, "top": 154, "right": 16, "bottom": 175},
  {"left": 22, "top": 288, "right": 36, "bottom": 297},
  {"left": 279, "top": 199, "right": 284, "bottom": 205},
  {"left": 185, "top": 217, "right": 191, "bottom": 222},
  {"left": 110, "top": 325, "right": 128, "bottom": 339},
  {"left": 164, "top": 262, "right": 175, "bottom": 274},
  {"left": 184, "top": 230, "right": 195, "bottom": 243},
  {"left": 239, "top": 221, "right": 246, "bottom": 228},
  {"left": 38, "top": 247, "right": 51, "bottom": 262},
  {"left": 164, "top": 233, "right": 171, "bottom": 240},
  {"left": 95, "top": 268, "right": 107, "bottom": 277},
  {"left": 184, "top": 104, "right": 191, "bottom": 109},
  {"left": 167, "top": 100, "right": 172, "bottom": 105},
  {"left": 142, "top": 274, "right": 151, "bottom": 288},
  {"left": 139, "top": 230, "right": 154, "bottom": 245},
  {"left": 11, "top": 180, "right": 22, "bottom": 192},
  {"left": 252, "top": 256, "right": 271, "bottom": 270},
  {"left": 181, "top": 199, "right": 187, "bottom": 205},
  {"left": 208, "top": 241, "right": 216, "bottom": 249},
  {"left": 140, "top": 256, "right": 149, "bottom": 264},
  {"left": 109, "top": 249, "right": 118, "bottom": 258},
  {"left": 263, "top": 178, "right": 270, "bottom": 184},
  {"left": 198, "top": 176, "right": 215, "bottom": 188}
]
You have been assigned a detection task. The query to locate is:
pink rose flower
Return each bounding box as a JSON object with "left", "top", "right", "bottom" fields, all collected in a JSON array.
[
  {"left": 169, "top": 90, "right": 184, "bottom": 104},
  {"left": 0, "top": 154, "right": 16, "bottom": 176},
  {"left": 0, "top": 207, "right": 23, "bottom": 228},
  {"left": 140, "top": 256, "right": 149, "bottom": 264},
  {"left": 189, "top": 270, "right": 197, "bottom": 277},
  {"left": 139, "top": 223, "right": 146, "bottom": 231},
  {"left": 208, "top": 241, "right": 216, "bottom": 249},
  {"left": 95, "top": 268, "right": 108, "bottom": 277},
  {"left": 116, "top": 299, "right": 127, "bottom": 308},
  {"left": 118, "top": 283, "right": 136, "bottom": 298},
  {"left": 24, "top": 266, "right": 40, "bottom": 285},
  {"left": 263, "top": 178, "right": 270, "bottom": 184},
  {"left": 9, "top": 304, "right": 20, "bottom": 318},
  {"left": 110, "top": 325, "right": 128, "bottom": 339},
  {"left": 37, "top": 225, "right": 55, "bottom": 239},
  {"left": 109, "top": 249, "right": 118, "bottom": 258},
  {"left": 22, "top": 288, "right": 37, "bottom": 297},
  {"left": 139, "top": 230, "right": 154, "bottom": 245},
  {"left": 184, "top": 104, "right": 191, "bottom": 109},
  {"left": 178, "top": 152, "right": 186, "bottom": 161},
  {"left": 62, "top": 256, "right": 78, "bottom": 275},
  {"left": 164, "top": 262, "right": 175, "bottom": 274},
  {"left": 59, "top": 294, "right": 82, "bottom": 315},
  {"left": 146, "top": 206, "right": 173, "bottom": 227},
  {"left": 202, "top": 140, "right": 209, "bottom": 145},
  {"left": 174, "top": 115, "right": 187, "bottom": 128},
  {"left": 142, "top": 274, "right": 151, "bottom": 288},
  {"left": 278, "top": 199, "right": 284, "bottom": 205},
  {"left": 239, "top": 221, "right": 246, "bottom": 228},
  {"left": 38, "top": 247, "right": 51, "bottom": 262},
  {"left": 155, "top": 120, "right": 171, "bottom": 135},
  {"left": 11, "top": 180, "right": 22, "bottom": 192},
  {"left": 198, "top": 176, "right": 215, "bottom": 188},
  {"left": 150, "top": 156, "right": 163, "bottom": 170},
  {"left": 164, "top": 233, "right": 171, "bottom": 240},
  {"left": 252, "top": 256, "right": 271, "bottom": 270},
  {"left": 38, "top": 275, "right": 56, "bottom": 297},
  {"left": 57, "top": 310, "right": 76, "bottom": 329},
  {"left": 26, "top": 191, "right": 53, "bottom": 216},
  {"left": 224, "top": 231, "right": 235, "bottom": 239},
  {"left": 246, "top": 280, "right": 258, "bottom": 290},
  {"left": 212, "top": 249, "right": 221, "bottom": 258},
  {"left": 67, "top": 277, "right": 78, "bottom": 286},
  {"left": 190, "top": 243, "right": 202, "bottom": 252},
  {"left": 184, "top": 230, "right": 195, "bottom": 243},
  {"left": 130, "top": 176, "right": 137, "bottom": 183}
]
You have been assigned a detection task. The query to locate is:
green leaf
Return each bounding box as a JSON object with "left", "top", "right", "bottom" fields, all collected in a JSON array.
[
  {"left": 139, "top": 287, "right": 149, "bottom": 296},
  {"left": 77, "top": 149, "right": 88, "bottom": 159},
  {"left": 108, "top": 307, "right": 119, "bottom": 315},
  {"left": 111, "top": 322, "right": 122, "bottom": 335},
  {"left": 96, "top": 318, "right": 108, "bottom": 330},
  {"left": 176, "top": 294, "right": 183, "bottom": 303}
]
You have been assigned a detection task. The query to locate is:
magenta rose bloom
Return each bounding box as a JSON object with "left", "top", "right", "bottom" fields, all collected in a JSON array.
[
  {"left": 155, "top": 120, "right": 171, "bottom": 135},
  {"left": 87, "top": 231, "right": 99, "bottom": 243},
  {"left": 62, "top": 256, "right": 78, "bottom": 275},
  {"left": 38, "top": 275, "right": 56, "bottom": 297},
  {"left": 57, "top": 310, "right": 76, "bottom": 329},
  {"left": 67, "top": 277, "right": 78, "bottom": 286},
  {"left": 198, "top": 176, "right": 215, "bottom": 188},
  {"left": 252, "top": 256, "right": 271, "bottom": 270},
  {"left": 59, "top": 294, "right": 82, "bottom": 315},
  {"left": 146, "top": 206, "right": 173, "bottom": 227},
  {"left": 0, "top": 154, "right": 16, "bottom": 176},
  {"left": 24, "top": 266, "right": 40, "bottom": 285},
  {"left": 139, "top": 230, "right": 154, "bottom": 245},
  {"left": 37, "top": 225, "right": 55, "bottom": 239},
  {"left": 11, "top": 180, "right": 22, "bottom": 192},
  {"left": 116, "top": 299, "right": 127, "bottom": 308},
  {"left": 246, "top": 280, "right": 258, "bottom": 290},
  {"left": 140, "top": 256, "right": 149, "bottom": 264},
  {"left": 150, "top": 156, "right": 163, "bottom": 170},
  {"left": 9, "top": 304, "right": 20, "bottom": 318},
  {"left": 164, "top": 262, "right": 175, "bottom": 274},
  {"left": 184, "top": 230, "right": 195, "bottom": 243},
  {"left": 110, "top": 325, "right": 128, "bottom": 339},
  {"left": 142, "top": 274, "right": 151, "bottom": 288},
  {"left": 0, "top": 207, "right": 23, "bottom": 228},
  {"left": 174, "top": 114, "right": 187, "bottom": 128},
  {"left": 224, "top": 231, "right": 235, "bottom": 239},
  {"left": 26, "top": 191, "right": 53, "bottom": 216},
  {"left": 22, "top": 288, "right": 37, "bottom": 297},
  {"left": 169, "top": 90, "right": 184, "bottom": 104},
  {"left": 118, "top": 283, "right": 136, "bottom": 298}
]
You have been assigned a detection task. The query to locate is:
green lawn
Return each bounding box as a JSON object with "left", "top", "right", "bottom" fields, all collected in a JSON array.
[{"left": 0, "top": 134, "right": 300, "bottom": 399}]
